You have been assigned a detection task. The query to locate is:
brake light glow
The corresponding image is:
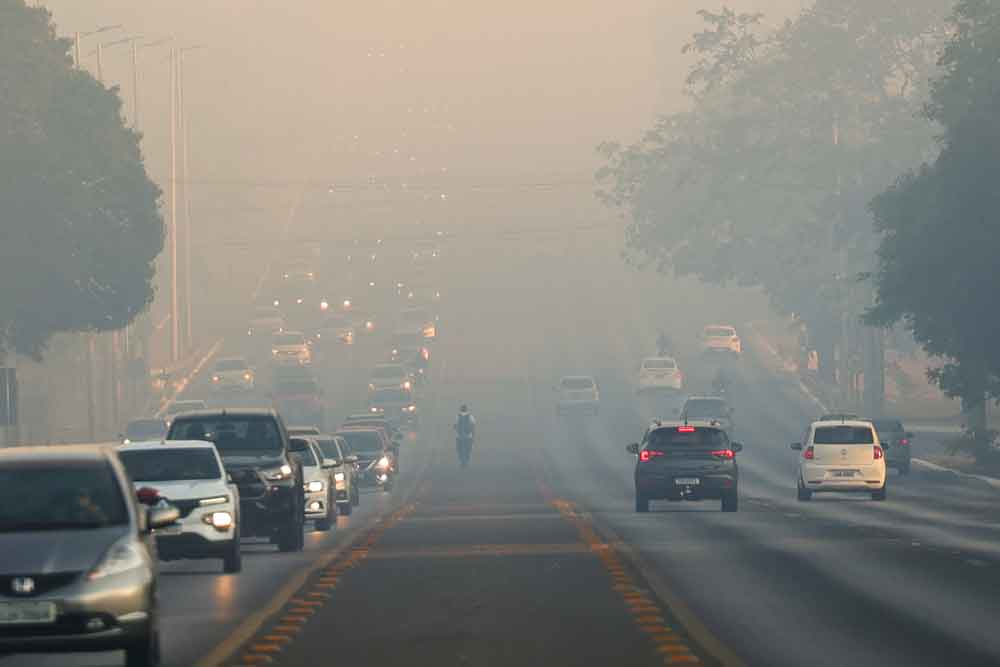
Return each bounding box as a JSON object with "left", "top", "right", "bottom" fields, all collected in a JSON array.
[
  {"left": 803, "top": 446, "right": 815, "bottom": 460},
  {"left": 899, "top": 438, "right": 909, "bottom": 446},
  {"left": 874, "top": 446, "right": 884, "bottom": 460},
  {"left": 677, "top": 426, "right": 696, "bottom": 433},
  {"left": 639, "top": 450, "right": 665, "bottom": 462},
  {"left": 711, "top": 449, "right": 735, "bottom": 459}
]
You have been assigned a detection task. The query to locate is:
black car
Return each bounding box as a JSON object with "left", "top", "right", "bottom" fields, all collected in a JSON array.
[
  {"left": 166, "top": 409, "right": 306, "bottom": 552},
  {"left": 870, "top": 417, "right": 913, "bottom": 475},
  {"left": 627, "top": 421, "right": 743, "bottom": 513}
]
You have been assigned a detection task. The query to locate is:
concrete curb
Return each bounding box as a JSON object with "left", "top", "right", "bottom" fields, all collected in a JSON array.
[{"left": 912, "top": 458, "right": 1000, "bottom": 491}]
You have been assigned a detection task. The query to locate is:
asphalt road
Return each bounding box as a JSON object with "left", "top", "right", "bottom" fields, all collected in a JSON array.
[{"left": 7, "top": 211, "right": 1000, "bottom": 667}]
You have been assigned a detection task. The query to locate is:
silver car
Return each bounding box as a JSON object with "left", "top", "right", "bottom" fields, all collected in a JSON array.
[{"left": 0, "top": 445, "right": 178, "bottom": 666}]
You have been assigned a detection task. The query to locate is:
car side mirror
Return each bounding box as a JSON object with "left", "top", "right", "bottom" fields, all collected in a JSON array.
[
  {"left": 790, "top": 442, "right": 802, "bottom": 451},
  {"left": 732, "top": 442, "right": 744, "bottom": 453},
  {"left": 289, "top": 438, "right": 308, "bottom": 453},
  {"left": 626, "top": 443, "right": 639, "bottom": 455},
  {"left": 146, "top": 505, "right": 180, "bottom": 531},
  {"left": 226, "top": 472, "right": 235, "bottom": 484},
  {"left": 345, "top": 455, "right": 359, "bottom": 464}
]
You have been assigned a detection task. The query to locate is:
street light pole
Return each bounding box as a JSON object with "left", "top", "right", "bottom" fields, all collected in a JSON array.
[
  {"left": 169, "top": 45, "right": 179, "bottom": 363},
  {"left": 178, "top": 45, "right": 205, "bottom": 351}
]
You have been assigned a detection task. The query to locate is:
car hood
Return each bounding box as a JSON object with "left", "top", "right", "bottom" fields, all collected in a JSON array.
[
  {"left": 220, "top": 453, "right": 286, "bottom": 470},
  {"left": 0, "top": 526, "right": 129, "bottom": 575},
  {"left": 131, "top": 479, "right": 227, "bottom": 501}
]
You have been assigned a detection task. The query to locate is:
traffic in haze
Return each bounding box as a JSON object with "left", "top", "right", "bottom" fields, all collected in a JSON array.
[{"left": 3, "top": 1, "right": 1000, "bottom": 666}]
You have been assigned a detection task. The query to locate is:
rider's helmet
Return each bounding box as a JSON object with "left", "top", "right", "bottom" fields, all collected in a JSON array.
[{"left": 459, "top": 404, "right": 469, "bottom": 414}]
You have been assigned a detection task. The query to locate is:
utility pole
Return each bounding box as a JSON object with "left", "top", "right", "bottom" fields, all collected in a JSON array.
[
  {"left": 179, "top": 49, "right": 193, "bottom": 351},
  {"left": 169, "top": 45, "right": 180, "bottom": 363}
]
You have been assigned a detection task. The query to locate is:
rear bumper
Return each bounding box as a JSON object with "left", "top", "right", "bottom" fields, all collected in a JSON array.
[
  {"left": 802, "top": 463, "right": 886, "bottom": 490},
  {"left": 636, "top": 473, "right": 737, "bottom": 500}
]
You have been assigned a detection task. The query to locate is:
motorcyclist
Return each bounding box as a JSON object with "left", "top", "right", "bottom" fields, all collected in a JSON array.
[
  {"left": 454, "top": 405, "right": 476, "bottom": 467},
  {"left": 656, "top": 330, "right": 672, "bottom": 357}
]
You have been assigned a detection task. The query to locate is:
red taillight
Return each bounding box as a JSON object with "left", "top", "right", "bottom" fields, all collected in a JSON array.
[
  {"left": 639, "top": 450, "right": 665, "bottom": 462},
  {"left": 803, "top": 446, "right": 815, "bottom": 460},
  {"left": 898, "top": 438, "right": 909, "bottom": 446},
  {"left": 677, "top": 426, "right": 696, "bottom": 433},
  {"left": 874, "top": 446, "right": 884, "bottom": 460},
  {"left": 711, "top": 449, "right": 735, "bottom": 459}
]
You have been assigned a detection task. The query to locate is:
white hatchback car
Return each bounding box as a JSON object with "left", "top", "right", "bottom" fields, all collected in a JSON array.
[
  {"left": 792, "top": 420, "right": 887, "bottom": 501},
  {"left": 557, "top": 376, "right": 600, "bottom": 416},
  {"left": 369, "top": 363, "right": 413, "bottom": 392},
  {"left": 638, "top": 357, "right": 683, "bottom": 392},
  {"left": 210, "top": 356, "right": 255, "bottom": 392},
  {"left": 272, "top": 331, "right": 312, "bottom": 365},
  {"left": 291, "top": 437, "right": 336, "bottom": 532},
  {"left": 701, "top": 325, "right": 742, "bottom": 356},
  {"left": 118, "top": 440, "right": 242, "bottom": 573}
]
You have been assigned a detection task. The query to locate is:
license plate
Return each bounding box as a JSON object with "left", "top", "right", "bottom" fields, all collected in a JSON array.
[
  {"left": 832, "top": 470, "right": 856, "bottom": 478},
  {"left": 0, "top": 601, "right": 57, "bottom": 625},
  {"left": 675, "top": 478, "right": 700, "bottom": 486}
]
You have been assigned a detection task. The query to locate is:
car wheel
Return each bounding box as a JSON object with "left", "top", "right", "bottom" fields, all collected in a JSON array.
[
  {"left": 339, "top": 496, "right": 353, "bottom": 516},
  {"left": 278, "top": 508, "right": 305, "bottom": 552},
  {"left": 721, "top": 490, "right": 739, "bottom": 512},
  {"left": 635, "top": 494, "right": 649, "bottom": 513},
  {"left": 796, "top": 478, "right": 812, "bottom": 501},
  {"left": 872, "top": 483, "right": 887, "bottom": 501},
  {"left": 124, "top": 617, "right": 160, "bottom": 667},
  {"left": 352, "top": 485, "right": 360, "bottom": 506},
  {"left": 222, "top": 536, "right": 242, "bottom": 574}
]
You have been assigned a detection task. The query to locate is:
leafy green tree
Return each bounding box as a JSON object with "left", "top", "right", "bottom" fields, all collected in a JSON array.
[
  {"left": 867, "top": 0, "right": 1000, "bottom": 459},
  {"left": 598, "top": 1, "right": 949, "bottom": 382},
  {"left": 0, "top": 0, "right": 163, "bottom": 359}
]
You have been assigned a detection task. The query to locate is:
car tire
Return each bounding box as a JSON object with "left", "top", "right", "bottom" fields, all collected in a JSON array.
[
  {"left": 635, "top": 494, "right": 649, "bottom": 513},
  {"left": 796, "top": 478, "right": 812, "bottom": 501},
  {"left": 124, "top": 618, "right": 160, "bottom": 667},
  {"left": 278, "top": 509, "right": 305, "bottom": 552},
  {"left": 338, "top": 500, "right": 353, "bottom": 516},
  {"left": 351, "top": 485, "right": 360, "bottom": 506},
  {"left": 872, "top": 483, "right": 887, "bottom": 501},
  {"left": 721, "top": 490, "right": 739, "bottom": 512},
  {"left": 222, "top": 535, "right": 242, "bottom": 574}
]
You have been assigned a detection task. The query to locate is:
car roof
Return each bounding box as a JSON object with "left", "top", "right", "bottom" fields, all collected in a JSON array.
[
  {"left": 647, "top": 420, "right": 726, "bottom": 431},
  {"left": 560, "top": 375, "right": 595, "bottom": 381},
  {"left": 121, "top": 439, "right": 217, "bottom": 451},
  {"left": 170, "top": 408, "right": 280, "bottom": 419},
  {"left": 704, "top": 324, "right": 736, "bottom": 330},
  {"left": 811, "top": 419, "right": 874, "bottom": 429},
  {"left": 685, "top": 395, "right": 728, "bottom": 403},
  {"left": 643, "top": 356, "right": 677, "bottom": 363},
  {"left": 0, "top": 444, "right": 116, "bottom": 463}
]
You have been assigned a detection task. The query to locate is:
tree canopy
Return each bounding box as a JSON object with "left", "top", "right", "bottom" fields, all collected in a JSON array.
[
  {"left": 598, "top": 0, "right": 950, "bottom": 379},
  {"left": 867, "top": 0, "right": 1000, "bottom": 412},
  {"left": 0, "top": 0, "right": 163, "bottom": 359}
]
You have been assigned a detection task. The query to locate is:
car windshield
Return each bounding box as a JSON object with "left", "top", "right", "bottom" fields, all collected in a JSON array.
[
  {"left": 562, "top": 378, "right": 594, "bottom": 390},
  {"left": 372, "top": 366, "right": 404, "bottom": 378},
  {"left": 706, "top": 327, "right": 735, "bottom": 337},
  {"left": 120, "top": 448, "right": 221, "bottom": 482},
  {"left": 814, "top": 426, "right": 875, "bottom": 445},
  {"left": 215, "top": 359, "right": 247, "bottom": 371},
  {"left": 0, "top": 463, "right": 128, "bottom": 531},
  {"left": 339, "top": 431, "right": 383, "bottom": 453},
  {"left": 646, "top": 427, "right": 728, "bottom": 451},
  {"left": 168, "top": 416, "right": 283, "bottom": 454},
  {"left": 125, "top": 420, "right": 166, "bottom": 441},
  {"left": 315, "top": 438, "right": 342, "bottom": 460},
  {"left": 372, "top": 389, "right": 410, "bottom": 403},
  {"left": 292, "top": 443, "right": 318, "bottom": 467},
  {"left": 683, "top": 400, "right": 728, "bottom": 418},
  {"left": 273, "top": 333, "right": 305, "bottom": 345},
  {"left": 643, "top": 359, "right": 676, "bottom": 370}
]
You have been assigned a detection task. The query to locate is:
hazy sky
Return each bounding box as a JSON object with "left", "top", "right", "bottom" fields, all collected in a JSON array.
[{"left": 41, "top": 1, "right": 801, "bottom": 188}]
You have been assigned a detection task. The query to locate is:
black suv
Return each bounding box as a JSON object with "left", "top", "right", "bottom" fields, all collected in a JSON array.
[
  {"left": 166, "top": 408, "right": 306, "bottom": 552},
  {"left": 627, "top": 421, "right": 743, "bottom": 513}
]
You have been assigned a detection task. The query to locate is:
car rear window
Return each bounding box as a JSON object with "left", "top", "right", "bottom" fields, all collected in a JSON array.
[
  {"left": 683, "top": 399, "right": 728, "bottom": 418},
  {"left": 120, "top": 448, "right": 221, "bottom": 482},
  {"left": 291, "top": 441, "right": 318, "bottom": 467},
  {"left": 562, "top": 378, "right": 595, "bottom": 390},
  {"left": 314, "top": 438, "right": 343, "bottom": 461},
  {"left": 643, "top": 359, "right": 676, "bottom": 370},
  {"left": 814, "top": 426, "right": 875, "bottom": 445},
  {"left": 168, "top": 416, "right": 283, "bottom": 454},
  {"left": 273, "top": 333, "right": 305, "bottom": 345},
  {"left": 705, "top": 327, "right": 735, "bottom": 337},
  {"left": 372, "top": 365, "right": 404, "bottom": 378},
  {"left": 338, "top": 431, "right": 383, "bottom": 453},
  {"left": 871, "top": 419, "right": 903, "bottom": 433},
  {"left": 372, "top": 388, "right": 410, "bottom": 403},
  {"left": 646, "top": 427, "right": 728, "bottom": 451},
  {"left": 215, "top": 359, "right": 247, "bottom": 371}
]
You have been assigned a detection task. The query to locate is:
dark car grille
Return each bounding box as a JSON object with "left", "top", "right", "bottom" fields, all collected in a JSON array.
[
  {"left": 229, "top": 469, "right": 267, "bottom": 499},
  {"left": 0, "top": 572, "right": 81, "bottom": 598}
]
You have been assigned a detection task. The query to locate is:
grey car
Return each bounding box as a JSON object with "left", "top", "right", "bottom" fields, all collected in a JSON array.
[
  {"left": 0, "top": 445, "right": 178, "bottom": 666},
  {"left": 870, "top": 418, "right": 913, "bottom": 475}
]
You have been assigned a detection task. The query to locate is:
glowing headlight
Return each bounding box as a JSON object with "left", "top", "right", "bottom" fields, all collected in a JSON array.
[
  {"left": 365, "top": 321, "right": 374, "bottom": 330},
  {"left": 265, "top": 464, "right": 293, "bottom": 481},
  {"left": 307, "top": 480, "right": 325, "bottom": 493},
  {"left": 273, "top": 299, "right": 280, "bottom": 307},
  {"left": 296, "top": 298, "right": 304, "bottom": 305},
  {"left": 272, "top": 349, "right": 279, "bottom": 356},
  {"left": 405, "top": 405, "right": 417, "bottom": 413},
  {"left": 334, "top": 472, "right": 345, "bottom": 482},
  {"left": 244, "top": 372, "right": 252, "bottom": 381},
  {"left": 376, "top": 456, "right": 390, "bottom": 469},
  {"left": 211, "top": 375, "right": 220, "bottom": 382},
  {"left": 343, "top": 299, "right": 352, "bottom": 308},
  {"left": 402, "top": 380, "right": 412, "bottom": 390},
  {"left": 320, "top": 300, "right": 329, "bottom": 311},
  {"left": 203, "top": 511, "right": 233, "bottom": 530}
]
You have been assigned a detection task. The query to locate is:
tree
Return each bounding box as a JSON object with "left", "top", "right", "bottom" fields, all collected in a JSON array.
[
  {"left": 598, "top": 1, "right": 950, "bottom": 384},
  {"left": 0, "top": 0, "right": 163, "bottom": 359},
  {"left": 867, "top": 0, "right": 1000, "bottom": 460}
]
